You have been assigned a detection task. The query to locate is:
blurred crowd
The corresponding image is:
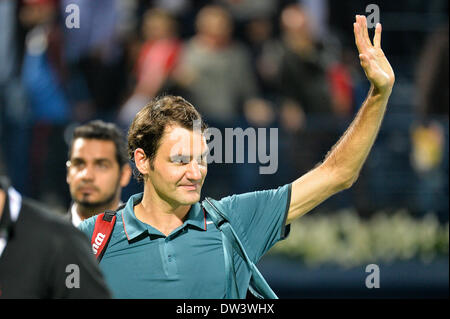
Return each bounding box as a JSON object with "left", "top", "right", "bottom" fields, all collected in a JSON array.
[{"left": 0, "top": 0, "right": 448, "bottom": 220}]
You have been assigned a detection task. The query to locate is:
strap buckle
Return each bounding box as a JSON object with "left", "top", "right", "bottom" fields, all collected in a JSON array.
[{"left": 102, "top": 210, "right": 116, "bottom": 222}]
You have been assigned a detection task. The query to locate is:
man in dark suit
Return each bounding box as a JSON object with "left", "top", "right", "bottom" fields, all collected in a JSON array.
[{"left": 0, "top": 176, "right": 111, "bottom": 298}]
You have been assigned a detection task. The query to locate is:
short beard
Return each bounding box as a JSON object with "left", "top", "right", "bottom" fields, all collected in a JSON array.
[{"left": 75, "top": 188, "right": 119, "bottom": 218}]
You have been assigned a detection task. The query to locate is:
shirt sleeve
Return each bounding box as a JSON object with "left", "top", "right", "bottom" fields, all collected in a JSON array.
[
  {"left": 78, "top": 215, "right": 98, "bottom": 240},
  {"left": 213, "top": 183, "right": 292, "bottom": 263}
]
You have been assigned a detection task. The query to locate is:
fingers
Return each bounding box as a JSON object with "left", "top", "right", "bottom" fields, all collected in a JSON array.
[
  {"left": 354, "top": 15, "right": 369, "bottom": 52},
  {"left": 353, "top": 21, "right": 362, "bottom": 52},
  {"left": 353, "top": 17, "right": 365, "bottom": 53},
  {"left": 360, "top": 16, "right": 373, "bottom": 47},
  {"left": 354, "top": 15, "right": 383, "bottom": 51},
  {"left": 373, "top": 23, "right": 382, "bottom": 48}
]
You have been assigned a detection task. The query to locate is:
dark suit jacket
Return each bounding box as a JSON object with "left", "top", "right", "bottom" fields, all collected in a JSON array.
[{"left": 0, "top": 178, "right": 111, "bottom": 298}]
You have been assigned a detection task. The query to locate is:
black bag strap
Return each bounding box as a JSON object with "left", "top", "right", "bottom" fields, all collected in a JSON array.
[{"left": 202, "top": 197, "right": 278, "bottom": 299}]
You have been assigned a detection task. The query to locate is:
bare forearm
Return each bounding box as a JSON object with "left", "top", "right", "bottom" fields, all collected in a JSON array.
[
  {"left": 322, "top": 85, "right": 391, "bottom": 187},
  {"left": 286, "top": 16, "right": 395, "bottom": 222}
]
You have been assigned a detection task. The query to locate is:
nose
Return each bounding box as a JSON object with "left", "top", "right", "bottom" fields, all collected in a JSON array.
[
  {"left": 80, "top": 165, "right": 94, "bottom": 181},
  {"left": 186, "top": 160, "right": 203, "bottom": 182}
]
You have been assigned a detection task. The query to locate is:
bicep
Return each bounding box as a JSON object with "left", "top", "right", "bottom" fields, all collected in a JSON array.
[
  {"left": 287, "top": 165, "right": 343, "bottom": 224},
  {"left": 216, "top": 185, "right": 291, "bottom": 261}
]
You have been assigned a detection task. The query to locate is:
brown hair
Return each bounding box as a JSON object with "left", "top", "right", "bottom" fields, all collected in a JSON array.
[
  {"left": 69, "top": 120, "right": 128, "bottom": 168},
  {"left": 127, "top": 95, "right": 207, "bottom": 182}
]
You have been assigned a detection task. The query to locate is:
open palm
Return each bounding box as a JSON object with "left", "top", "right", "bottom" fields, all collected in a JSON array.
[{"left": 354, "top": 15, "right": 395, "bottom": 93}]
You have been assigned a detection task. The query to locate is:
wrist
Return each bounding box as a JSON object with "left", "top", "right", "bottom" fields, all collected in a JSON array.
[{"left": 371, "top": 84, "right": 393, "bottom": 98}]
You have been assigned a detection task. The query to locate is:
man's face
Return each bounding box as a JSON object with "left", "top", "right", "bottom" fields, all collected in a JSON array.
[
  {"left": 67, "top": 138, "right": 122, "bottom": 209},
  {"left": 146, "top": 125, "right": 208, "bottom": 206}
]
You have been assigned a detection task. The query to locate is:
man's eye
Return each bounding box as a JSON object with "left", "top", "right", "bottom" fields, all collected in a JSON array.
[
  {"left": 96, "top": 162, "right": 109, "bottom": 169},
  {"left": 71, "top": 162, "right": 84, "bottom": 169},
  {"left": 172, "top": 156, "right": 189, "bottom": 164}
]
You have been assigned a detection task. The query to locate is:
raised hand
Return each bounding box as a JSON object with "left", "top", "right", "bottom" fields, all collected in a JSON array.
[{"left": 354, "top": 15, "right": 395, "bottom": 94}]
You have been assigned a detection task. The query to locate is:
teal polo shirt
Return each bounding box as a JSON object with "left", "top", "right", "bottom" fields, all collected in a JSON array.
[{"left": 79, "top": 183, "right": 291, "bottom": 299}]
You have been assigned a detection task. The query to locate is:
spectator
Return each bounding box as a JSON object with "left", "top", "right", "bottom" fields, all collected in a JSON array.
[
  {"left": 278, "top": 4, "right": 332, "bottom": 115},
  {"left": 415, "top": 23, "right": 449, "bottom": 119},
  {"left": 412, "top": 22, "right": 449, "bottom": 220},
  {"left": 276, "top": 4, "right": 341, "bottom": 188},
  {"left": 118, "top": 8, "right": 182, "bottom": 127},
  {"left": 244, "top": 15, "right": 285, "bottom": 100},
  {"left": 61, "top": 0, "right": 129, "bottom": 121},
  {"left": 173, "top": 5, "right": 259, "bottom": 127},
  {"left": 173, "top": 5, "right": 260, "bottom": 198},
  {"left": 0, "top": 0, "right": 30, "bottom": 194},
  {"left": 217, "top": 0, "right": 279, "bottom": 42},
  {"left": 66, "top": 121, "right": 132, "bottom": 227},
  {"left": 20, "top": 0, "right": 71, "bottom": 209}
]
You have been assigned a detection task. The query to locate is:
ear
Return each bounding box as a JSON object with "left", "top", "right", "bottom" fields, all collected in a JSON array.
[
  {"left": 120, "top": 163, "right": 132, "bottom": 187},
  {"left": 66, "top": 160, "right": 72, "bottom": 184},
  {"left": 0, "top": 188, "right": 6, "bottom": 216},
  {"left": 134, "top": 148, "right": 150, "bottom": 178}
]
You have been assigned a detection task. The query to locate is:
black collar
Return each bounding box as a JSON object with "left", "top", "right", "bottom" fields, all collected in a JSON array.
[
  {"left": 0, "top": 175, "right": 11, "bottom": 191},
  {"left": 0, "top": 176, "right": 14, "bottom": 240}
]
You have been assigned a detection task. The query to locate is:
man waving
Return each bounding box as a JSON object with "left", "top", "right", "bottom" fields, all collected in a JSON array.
[{"left": 79, "top": 15, "right": 395, "bottom": 299}]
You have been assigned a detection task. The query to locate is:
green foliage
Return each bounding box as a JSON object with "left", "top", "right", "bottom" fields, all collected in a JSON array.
[{"left": 269, "top": 209, "right": 449, "bottom": 268}]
